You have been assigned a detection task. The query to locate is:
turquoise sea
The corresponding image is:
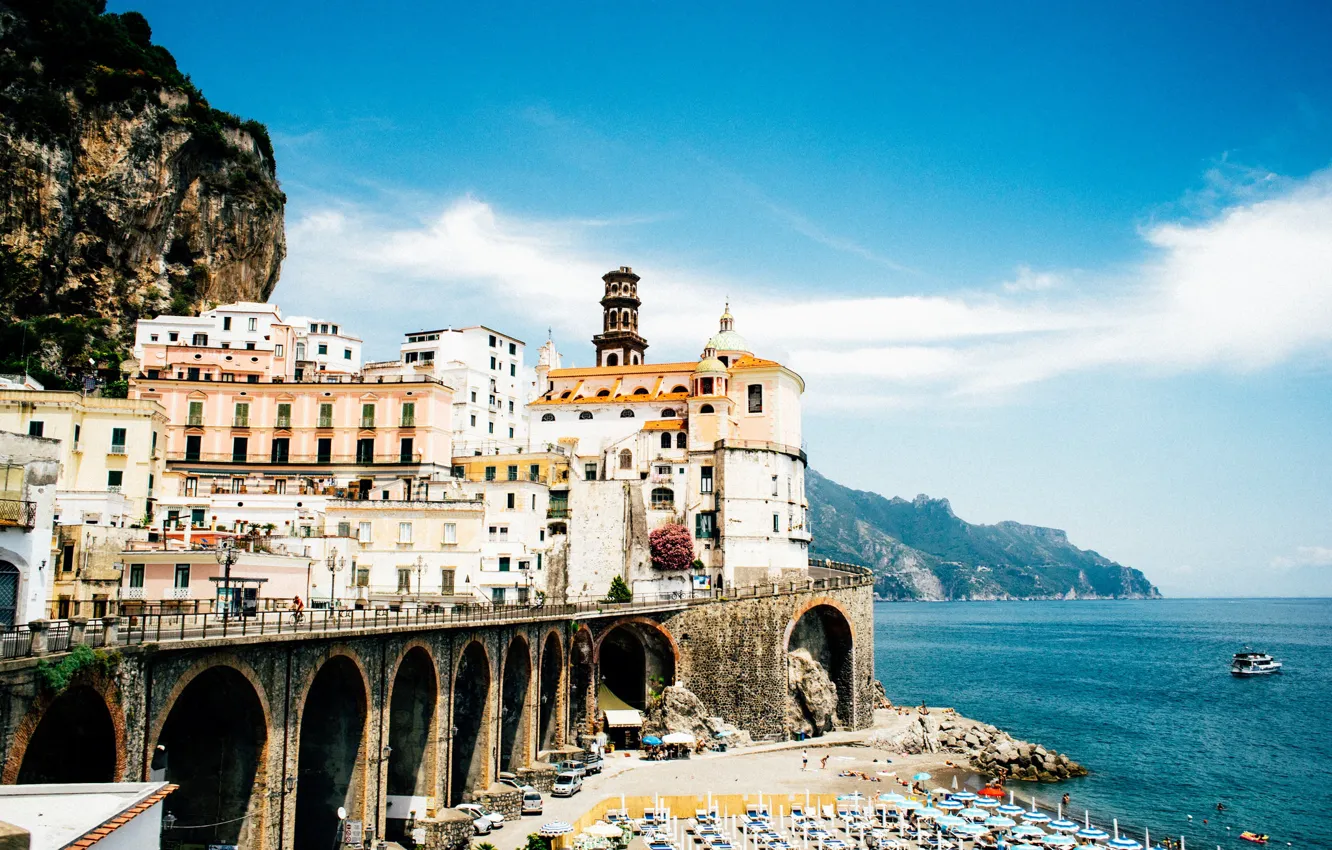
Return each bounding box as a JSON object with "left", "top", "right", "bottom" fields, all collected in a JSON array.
[{"left": 872, "top": 599, "right": 1332, "bottom": 849}]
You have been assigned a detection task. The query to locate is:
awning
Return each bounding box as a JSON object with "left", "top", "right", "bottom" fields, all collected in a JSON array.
[{"left": 604, "top": 709, "right": 643, "bottom": 728}]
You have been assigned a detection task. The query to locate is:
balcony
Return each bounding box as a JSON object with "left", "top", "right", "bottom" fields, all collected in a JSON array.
[
  {"left": 187, "top": 415, "right": 204, "bottom": 427},
  {"left": 166, "top": 450, "right": 426, "bottom": 465},
  {"left": 108, "top": 444, "right": 127, "bottom": 455},
  {"left": 317, "top": 417, "right": 334, "bottom": 429},
  {"left": 359, "top": 418, "right": 376, "bottom": 429},
  {"left": 124, "top": 587, "right": 145, "bottom": 600},
  {"left": 167, "top": 587, "right": 192, "bottom": 600},
  {"left": 107, "top": 485, "right": 122, "bottom": 494},
  {"left": 400, "top": 416, "right": 416, "bottom": 428},
  {"left": 546, "top": 506, "right": 571, "bottom": 519},
  {"left": 231, "top": 417, "right": 250, "bottom": 428},
  {"left": 0, "top": 499, "right": 37, "bottom": 529},
  {"left": 275, "top": 418, "right": 292, "bottom": 429}
]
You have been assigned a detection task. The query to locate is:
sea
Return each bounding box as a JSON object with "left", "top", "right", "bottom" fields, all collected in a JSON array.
[{"left": 871, "top": 598, "right": 1332, "bottom": 850}]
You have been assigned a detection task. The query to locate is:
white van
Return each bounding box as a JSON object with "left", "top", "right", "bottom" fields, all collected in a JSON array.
[
  {"left": 552, "top": 772, "right": 582, "bottom": 797},
  {"left": 523, "top": 788, "right": 544, "bottom": 814}
]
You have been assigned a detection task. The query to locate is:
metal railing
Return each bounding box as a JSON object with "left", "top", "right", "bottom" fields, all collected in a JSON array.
[
  {"left": 108, "top": 444, "right": 127, "bottom": 455},
  {"left": 547, "top": 507, "right": 571, "bottom": 519},
  {"left": 0, "top": 499, "right": 36, "bottom": 529},
  {"left": 167, "top": 451, "right": 427, "bottom": 465},
  {"left": 0, "top": 626, "right": 33, "bottom": 659}
]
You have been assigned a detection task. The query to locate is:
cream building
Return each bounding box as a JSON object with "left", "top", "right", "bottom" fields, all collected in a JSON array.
[{"left": 0, "top": 430, "right": 59, "bottom": 627}]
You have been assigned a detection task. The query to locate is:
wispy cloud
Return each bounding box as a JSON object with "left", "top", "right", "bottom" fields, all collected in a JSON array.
[
  {"left": 1270, "top": 546, "right": 1332, "bottom": 571},
  {"left": 277, "top": 167, "right": 1332, "bottom": 408}
]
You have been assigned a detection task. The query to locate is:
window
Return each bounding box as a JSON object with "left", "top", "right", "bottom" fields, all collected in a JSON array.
[
  {"left": 337, "top": 521, "right": 351, "bottom": 537},
  {"left": 405, "top": 351, "right": 418, "bottom": 363},
  {"left": 356, "top": 439, "right": 374, "bottom": 463},
  {"left": 296, "top": 342, "right": 306, "bottom": 360},
  {"left": 319, "top": 403, "right": 333, "bottom": 428},
  {"left": 700, "top": 466, "right": 713, "bottom": 493},
  {"left": 401, "top": 402, "right": 415, "bottom": 426},
  {"left": 441, "top": 568, "right": 455, "bottom": 594},
  {"left": 358, "top": 521, "right": 372, "bottom": 541},
  {"left": 317, "top": 438, "right": 333, "bottom": 463},
  {"left": 620, "top": 409, "right": 634, "bottom": 418},
  {"left": 748, "top": 384, "right": 763, "bottom": 413},
  {"left": 606, "top": 353, "right": 619, "bottom": 367},
  {"left": 660, "top": 433, "right": 672, "bottom": 449},
  {"left": 442, "top": 522, "right": 457, "bottom": 545},
  {"left": 186, "top": 367, "right": 199, "bottom": 380},
  {"left": 774, "top": 513, "right": 782, "bottom": 532},
  {"left": 471, "top": 391, "right": 477, "bottom": 402},
  {"left": 191, "top": 508, "right": 205, "bottom": 527},
  {"left": 309, "top": 323, "right": 318, "bottom": 333},
  {"left": 506, "top": 492, "right": 516, "bottom": 509},
  {"left": 661, "top": 409, "right": 676, "bottom": 417},
  {"left": 276, "top": 402, "right": 292, "bottom": 428},
  {"left": 579, "top": 411, "right": 593, "bottom": 420},
  {"left": 223, "top": 316, "right": 232, "bottom": 330},
  {"left": 275, "top": 344, "right": 284, "bottom": 357},
  {"left": 510, "top": 363, "right": 516, "bottom": 376},
  {"left": 541, "top": 413, "right": 555, "bottom": 422},
  {"left": 344, "top": 348, "right": 352, "bottom": 360},
  {"left": 397, "top": 568, "right": 412, "bottom": 593},
  {"left": 485, "top": 466, "right": 496, "bottom": 481},
  {"left": 356, "top": 568, "right": 370, "bottom": 587},
  {"left": 695, "top": 512, "right": 716, "bottom": 539},
  {"left": 585, "top": 462, "right": 598, "bottom": 480},
  {"left": 169, "top": 331, "right": 179, "bottom": 342},
  {"left": 507, "top": 465, "right": 518, "bottom": 481},
  {"left": 489, "top": 334, "right": 497, "bottom": 347},
  {"left": 232, "top": 436, "right": 248, "bottom": 462},
  {"left": 185, "top": 434, "right": 202, "bottom": 461},
  {"left": 651, "top": 488, "right": 674, "bottom": 510},
  {"left": 317, "top": 343, "right": 328, "bottom": 355},
  {"left": 529, "top": 464, "right": 540, "bottom": 481},
  {"left": 499, "top": 556, "right": 511, "bottom": 572},
  {"left": 488, "top": 422, "right": 494, "bottom": 434},
  {"left": 274, "top": 478, "right": 286, "bottom": 494},
  {"left": 174, "top": 563, "right": 191, "bottom": 589},
  {"left": 192, "top": 333, "right": 208, "bottom": 346},
  {"left": 271, "top": 437, "right": 290, "bottom": 463},
  {"left": 470, "top": 415, "right": 477, "bottom": 427},
  {"left": 399, "top": 522, "right": 413, "bottom": 543},
  {"left": 490, "top": 356, "right": 497, "bottom": 369},
  {"left": 400, "top": 438, "right": 413, "bottom": 461},
  {"left": 700, "top": 377, "right": 713, "bottom": 395},
  {"left": 508, "top": 400, "right": 514, "bottom": 414},
  {"left": 451, "top": 465, "right": 465, "bottom": 478},
  {"left": 699, "top": 404, "right": 714, "bottom": 414},
  {"left": 27, "top": 421, "right": 42, "bottom": 437},
  {"left": 619, "top": 449, "right": 633, "bottom": 469},
  {"left": 676, "top": 431, "right": 686, "bottom": 448},
  {"left": 360, "top": 403, "right": 375, "bottom": 428},
  {"left": 320, "top": 324, "right": 329, "bottom": 334},
  {"left": 248, "top": 317, "right": 257, "bottom": 332},
  {"left": 129, "top": 564, "right": 144, "bottom": 588},
  {"left": 234, "top": 402, "right": 250, "bottom": 427},
  {"left": 107, "top": 470, "right": 123, "bottom": 490},
  {"left": 509, "top": 342, "right": 516, "bottom": 355}
]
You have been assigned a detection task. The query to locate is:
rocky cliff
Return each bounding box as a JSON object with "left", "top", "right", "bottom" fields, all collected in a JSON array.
[
  {"left": 0, "top": 0, "right": 284, "bottom": 387},
  {"left": 809, "top": 469, "right": 1161, "bottom": 601}
]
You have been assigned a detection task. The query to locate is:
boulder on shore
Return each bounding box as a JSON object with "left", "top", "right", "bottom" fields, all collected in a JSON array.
[
  {"left": 643, "top": 685, "right": 754, "bottom": 747},
  {"left": 786, "top": 648, "right": 841, "bottom": 738},
  {"left": 876, "top": 710, "right": 1088, "bottom": 782}
]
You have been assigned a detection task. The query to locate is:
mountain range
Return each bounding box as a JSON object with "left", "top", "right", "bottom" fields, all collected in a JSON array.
[{"left": 808, "top": 470, "right": 1160, "bottom": 600}]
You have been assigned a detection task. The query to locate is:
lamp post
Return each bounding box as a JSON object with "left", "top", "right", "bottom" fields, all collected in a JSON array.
[
  {"left": 414, "top": 555, "right": 425, "bottom": 604},
  {"left": 214, "top": 537, "right": 238, "bottom": 618},
  {"left": 326, "top": 547, "right": 345, "bottom": 609}
]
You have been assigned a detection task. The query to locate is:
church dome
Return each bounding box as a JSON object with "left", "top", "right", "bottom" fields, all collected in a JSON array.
[
  {"left": 706, "top": 303, "right": 750, "bottom": 353},
  {"left": 695, "top": 355, "right": 729, "bottom": 374}
]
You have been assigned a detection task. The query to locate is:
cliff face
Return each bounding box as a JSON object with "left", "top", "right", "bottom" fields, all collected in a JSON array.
[
  {"left": 0, "top": 0, "right": 284, "bottom": 386},
  {"left": 809, "top": 469, "right": 1161, "bottom": 601}
]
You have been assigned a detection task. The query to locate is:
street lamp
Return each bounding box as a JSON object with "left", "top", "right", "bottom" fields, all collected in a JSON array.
[
  {"left": 214, "top": 537, "right": 238, "bottom": 618},
  {"left": 325, "top": 547, "right": 345, "bottom": 609},
  {"left": 414, "top": 555, "right": 425, "bottom": 603}
]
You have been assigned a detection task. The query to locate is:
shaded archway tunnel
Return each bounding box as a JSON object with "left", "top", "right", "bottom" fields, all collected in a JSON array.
[
  {"left": 499, "top": 638, "right": 532, "bottom": 774},
  {"left": 295, "top": 655, "right": 367, "bottom": 850},
  {"left": 16, "top": 685, "right": 117, "bottom": 784},
  {"left": 386, "top": 647, "right": 438, "bottom": 842},
  {"left": 568, "top": 629, "right": 593, "bottom": 742},
  {"left": 598, "top": 621, "right": 676, "bottom": 711},
  {"left": 538, "top": 632, "right": 563, "bottom": 752},
  {"left": 450, "top": 641, "right": 491, "bottom": 804},
  {"left": 787, "top": 604, "right": 854, "bottom": 737},
  {"left": 156, "top": 666, "right": 267, "bottom": 847}
]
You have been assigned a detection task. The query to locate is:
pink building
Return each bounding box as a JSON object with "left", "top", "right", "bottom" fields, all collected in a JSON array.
[{"left": 120, "top": 546, "right": 314, "bottom": 610}]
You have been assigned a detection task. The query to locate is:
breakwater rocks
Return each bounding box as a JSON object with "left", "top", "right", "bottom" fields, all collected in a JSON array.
[{"left": 873, "top": 712, "right": 1088, "bottom": 782}]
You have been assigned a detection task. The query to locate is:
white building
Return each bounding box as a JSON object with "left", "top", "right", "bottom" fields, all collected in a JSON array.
[
  {"left": 0, "top": 430, "right": 60, "bottom": 627},
  {"left": 364, "top": 325, "right": 531, "bottom": 455},
  {"left": 286, "top": 314, "right": 363, "bottom": 378},
  {"left": 0, "top": 782, "right": 175, "bottom": 849}
]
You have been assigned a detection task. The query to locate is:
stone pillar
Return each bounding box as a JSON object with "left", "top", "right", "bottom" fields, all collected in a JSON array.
[
  {"left": 101, "top": 616, "right": 118, "bottom": 646},
  {"left": 27, "top": 620, "right": 49, "bottom": 656},
  {"left": 68, "top": 617, "right": 88, "bottom": 647}
]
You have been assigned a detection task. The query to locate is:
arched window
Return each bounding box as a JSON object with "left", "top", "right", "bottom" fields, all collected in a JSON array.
[
  {"left": 579, "top": 411, "right": 593, "bottom": 420},
  {"left": 597, "top": 389, "right": 610, "bottom": 397},
  {"left": 650, "top": 488, "right": 674, "bottom": 510},
  {"left": 671, "top": 385, "right": 688, "bottom": 394},
  {"left": 699, "top": 404, "right": 714, "bottom": 414},
  {"left": 660, "top": 432, "right": 672, "bottom": 449},
  {"left": 661, "top": 408, "right": 675, "bottom": 417},
  {"left": 608, "top": 312, "right": 618, "bottom": 329},
  {"left": 541, "top": 413, "right": 555, "bottom": 422},
  {"left": 606, "top": 353, "right": 618, "bottom": 367},
  {"left": 676, "top": 432, "right": 687, "bottom": 449},
  {"left": 619, "top": 449, "right": 633, "bottom": 469},
  {"left": 620, "top": 409, "right": 634, "bottom": 418},
  {"left": 621, "top": 309, "right": 631, "bottom": 327},
  {"left": 631, "top": 354, "right": 639, "bottom": 364},
  {"left": 632, "top": 387, "right": 649, "bottom": 395}
]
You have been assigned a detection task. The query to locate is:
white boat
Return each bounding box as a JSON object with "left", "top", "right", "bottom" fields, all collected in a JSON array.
[{"left": 1230, "top": 651, "right": 1282, "bottom": 676}]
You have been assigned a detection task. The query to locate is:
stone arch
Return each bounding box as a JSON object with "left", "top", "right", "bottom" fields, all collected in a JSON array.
[
  {"left": 7, "top": 678, "right": 122, "bottom": 785},
  {"left": 449, "top": 639, "right": 492, "bottom": 804},
  {"left": 498, "top": 635, "right": 533, "bottom": 773},
  {"left": 568, "top": 626, "right": 594, "bottom": 742},
  {"left": 385, "top": 644, "right": 439, "bottom": 842},
  {"left": 538, "top": 629, "right": 564, "bottom": 752},
  {"left": 784, "top": 598, "right": 856, "bottom": 738},
  {"left": 594, "top": 618, "right": 680, "bottom": 711},
  {"left": 153, "top": 661, "right": 270, "bottom": 847},
  {"left": 294, "top": 650, "right": 371, "bottom": 850},
  {"left": 606, "top": 353, "right": 619, "bottom": 366}
]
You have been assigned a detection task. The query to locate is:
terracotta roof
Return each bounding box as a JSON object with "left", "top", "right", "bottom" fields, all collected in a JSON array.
[
  {"left": 533, "top": 390, "right": 692, "bottom": 406},
  {"left": 642, "top": 418, "right": 686, "bottom": 431},
  {"left": 548, "top": 361, "right": 698, "bottom": 378},
  {"left": 70, "top": 784, "right": 178, "bottom": 849},
  {"left": 730, "top": 355, "right": 781, "bottom": 369}
]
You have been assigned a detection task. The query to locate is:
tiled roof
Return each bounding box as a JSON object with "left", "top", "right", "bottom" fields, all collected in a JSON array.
[
  {"left": 730, "top": 356, "right": 781, "bottom": 369},
  {"left": 642, "top": 418, "right": 686, "bottom": 431},
  {"left": 69, "top": 784, "right": 178, "bottom": 849},
  {"left": 548, "top": 361, "right": 698, "bottom": 378}
]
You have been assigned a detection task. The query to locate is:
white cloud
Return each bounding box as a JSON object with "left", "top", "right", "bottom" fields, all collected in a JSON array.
[
  {"left": 276, "top": 168, "right": 1332, "bottom": 406},
  {"left": 1270, "top": 546, "right": 1332, "bottom": 571}
]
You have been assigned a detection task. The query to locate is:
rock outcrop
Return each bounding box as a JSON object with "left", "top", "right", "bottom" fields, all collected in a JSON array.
[
  {"left": 0, "top": 1, "right": 285, "bottom": 385},
  {"left": 786, "top": 648, "right": 841, "bottom": 737},
  {"left": 644, "top": 685, "right": 753, "bottom": 747},
  {"left": 880, "top": 712, "right": 1087, "bottom": 783}
]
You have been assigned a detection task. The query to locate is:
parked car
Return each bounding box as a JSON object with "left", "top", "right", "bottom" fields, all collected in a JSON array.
[
  {"left": 583, "top": 753, "right": 604, "bottom": 775},
  {"left": 552, "top": 772, "right": 582, "bottom": 797},
  {"left": 557, "top": 760, "right": 587, "bottom": 779},
  {"left": 522, "top": 788, "right": 544, "bottom": 814},
  {"left": 457, "top": 803, "right": 505, "bottom": 830},
  {"left": 497, "top": 772, "right": 523, "bottom": 790},
  {"left": 455, "top": 805, "right": 492, "bottom": 835}
]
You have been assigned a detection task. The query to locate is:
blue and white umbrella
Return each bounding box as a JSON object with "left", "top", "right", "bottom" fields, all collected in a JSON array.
[
  {"left": 916, "top": 807, "right": 945, "bottom": 820},
  {"left": 1011, "top": 845, "right": 1044, "bottom": 850},
  {"left": 912, "top": 772, "right": 933, "bottom": 782},
  {"left": 1107, "top": 840, "right": 1141, "bottom": 850},
  {"left": 937, "top": 816, "right": 967, "bottom": 829},
  {"left": 1050, "top": 818, "right": 1079, "bottom": 832},
  {"left": 936, "top": 800, "right": 964, "bottom": 812},
  {"left": 975, "top": 798, "right": 1001, "bottom": 809},
  {"left": 953, "top": 823, "right": 988, "bottom": 837},
  {"left": 1022, "top": 811, "right": 1052, "bottom": 825},
  {"left": 997, "top": 803, "right": 1026, "bottom": 816},
  {"left": 878, "top": 793, "right": 908, "bottom": 805},
  {"left": 951, "top": 791, "right": 979, "bottom": 803},
  {"left": 960, "top": 807, "right": 990, "bottom": 821},
  {"left": 1010, "top": 825, "right": 1047, "bottom": 839},
  {"left": 1076, "top": 828, "right": 1110, "bottom": 842},
  {"left": 985, "top": 815, "right": 1017, "bottom": 829},
  {"left": 1042, "top": 835, "right": 1077, "bottom": 848},
  {"left": 539, "top": 822, "right": 575, "bottom": 837}
]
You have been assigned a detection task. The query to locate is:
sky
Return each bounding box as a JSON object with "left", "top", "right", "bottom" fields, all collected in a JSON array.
[{"left": 113, "top": 1, "right": 1332, "bottom": 596}]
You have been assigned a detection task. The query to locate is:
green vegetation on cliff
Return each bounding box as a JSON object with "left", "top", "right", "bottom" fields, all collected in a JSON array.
[
  {"left": 0, "top": 0, "right": 285, "bottom": 389},
  {"left": 809, "top": 469, "right": 1160, "bottom": 600}
]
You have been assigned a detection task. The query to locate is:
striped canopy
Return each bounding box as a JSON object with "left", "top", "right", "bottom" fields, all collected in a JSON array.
[
  {"left": 997, "top": 804, "right": 1026, "bottom": 816},
  {"left": 540, "top": 822, "right": 574, "bottom": 837},
  {"left": 985, "top": 816, "right": 1017, "bottom": 828},
  {"left": 1022, "top": 811, "right": 1053, "bottom": 824},
  {"left": 950, "top": 791, "right": 979, "bottom": 802}
]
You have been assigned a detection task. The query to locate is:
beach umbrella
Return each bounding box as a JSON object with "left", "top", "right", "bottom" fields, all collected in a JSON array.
[
  {"left": 900, "top": 800, "right": 926, "bottom": 811},
  {"left": 952, "top": 791, "right": 979, "bottom": 803},
  {"left": 585, "top": 823, "right": 625, "bottom": 838},
  {"left": 975, "top": 798, "right": 1001, "bottom": 809},
  {"left": 936, "top": 800, "right": 964, "bottom": 812},
  {"left": 912, "top": 772, "right": 933, "bottom": 782},
  {"left": 1011, "top": 845, "right": 1045, "bottom": 850},
  {"left": 916, "top": 807, "right": 944, "bottom": 820},
  {"left": 836, "top": 794, "right": 864, "bottom": 802},
  {"left": 997, "top": 803, "right": 1026, "bottom": 816},
  {"left": 1022, "top": 811, "right": 1052, "bottom": 825},
  {"left": 1106, "top": 840, "right": 1142, "bottom": 850},
  {"left": 1050, "top": 818, "right": 1079, "bottom": 832},
  {"left": 541, "top": 822, "right": 575, "bottom": 837},
  {"left": 960, "top": 807, "right": 989, "bottom": 821},
  {"left": 877, "top": 793, "right": 907, "bottom": 805},
  {"left": 954, "top": 823, "right": 988, "bottom": 837},
  {"left": 643, "top": 735, "right": 664, "bottom": 746},
  {"left": 1042, "top": 834, "right": 1077, "bottom": 848},
  {"left": 985, "top": 816, "right": 1017, "bottom": 829},
  {"left": 938, "top": 815, "right": 967, "bottom": 828},
  {"left": 978, "top": 786, "right": 1006, "bottom": 799},
  {"left": 929, "top": 788, "right": 952, "bottom": 797},
  {"left": 663, "top": 731, "right": 696, "bottom": 745},
  {"left": 1010, "top": 825, "right": 1047, "bottom": 839}
]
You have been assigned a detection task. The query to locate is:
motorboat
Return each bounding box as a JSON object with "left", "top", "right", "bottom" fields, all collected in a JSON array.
[{"left": 1231, "top": 651, "right": 1282, "bottom": 676}]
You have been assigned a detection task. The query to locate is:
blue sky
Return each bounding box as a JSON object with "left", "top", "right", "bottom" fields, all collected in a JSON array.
[{"left": 116, "top": 1, "right": 1332, "bottom": 596}]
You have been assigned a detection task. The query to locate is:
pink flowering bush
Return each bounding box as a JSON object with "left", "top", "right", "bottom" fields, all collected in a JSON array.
[{"left": 650, "top": 523, "right": 694, "bottom": 571}]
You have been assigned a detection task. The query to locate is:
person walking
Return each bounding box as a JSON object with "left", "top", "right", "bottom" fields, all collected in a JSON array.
[{"left": 801, "top": 749, "right": 808, "bottom": 770}]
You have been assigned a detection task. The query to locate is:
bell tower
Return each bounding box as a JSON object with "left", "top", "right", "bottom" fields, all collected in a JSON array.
[{"left": 592, "top": 266, "right": 649, "bottom": 367}]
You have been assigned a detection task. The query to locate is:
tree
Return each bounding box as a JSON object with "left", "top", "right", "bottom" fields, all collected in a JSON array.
[
  {"left": 606, "top": 575, "right": 632, "bottom": 603},
  {"left": 649, "top": 523, "right": 694, "bottom": 571}
]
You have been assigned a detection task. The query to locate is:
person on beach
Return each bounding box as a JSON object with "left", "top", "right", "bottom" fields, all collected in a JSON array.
[
  {"left": 802, "top": 749, "right": 808, "bottom": 770},
  {"left": 820, "top": 754, "right": 829, "bottom": 770},
  {"left": 1061, "top": 793, "right": 1070, "bottom": 807}
]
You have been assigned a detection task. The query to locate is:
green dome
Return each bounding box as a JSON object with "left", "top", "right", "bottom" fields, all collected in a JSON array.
[
  {"left": 695, "top": 356, "right": 729, "bottom": 374},
  {"left": 706, "top": 329, "right": 749, "bottom": 352}
]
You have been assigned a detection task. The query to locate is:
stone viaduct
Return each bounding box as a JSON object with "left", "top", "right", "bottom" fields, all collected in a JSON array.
[{"left": 0, "top": 577, "right": 872, "bottom": 849}]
